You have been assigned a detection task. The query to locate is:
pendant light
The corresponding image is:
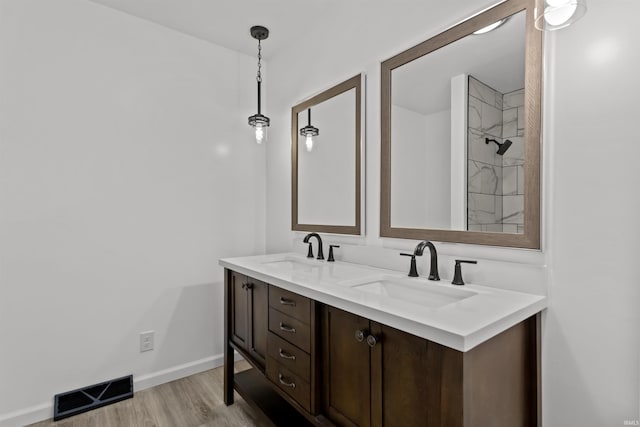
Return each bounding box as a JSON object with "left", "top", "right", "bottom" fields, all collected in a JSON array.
[
  {"left": 247, "top": 26, "right": 270, "bottom": 144},
  {"left": 534, "top": 0, "right": 587, "bottom": 31},
  {"left": 299, "top": 108, "right": 319, "bottom": 152}
]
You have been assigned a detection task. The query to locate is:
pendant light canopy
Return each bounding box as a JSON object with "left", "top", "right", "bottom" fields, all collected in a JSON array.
[
  {"left": 534, "top": 0, "right": 587, "bottom": 31},
  {"left": 248, "top": 25, "right": 270, "bottom": 144},
  {"left": 299, "top": 109, "right": 319, "bottom": 152}
]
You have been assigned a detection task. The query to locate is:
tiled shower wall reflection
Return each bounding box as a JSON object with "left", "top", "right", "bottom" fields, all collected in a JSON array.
[{"left": 467, "top": 76, "right": 524, "bottom": 233}]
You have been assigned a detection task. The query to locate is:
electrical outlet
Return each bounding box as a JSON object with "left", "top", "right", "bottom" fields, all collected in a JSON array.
[{"left": 140, "top": 331, "right": 154, "bottom": 352}]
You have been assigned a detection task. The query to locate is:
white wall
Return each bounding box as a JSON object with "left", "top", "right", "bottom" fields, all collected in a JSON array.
[
  {"left": 0, "top": 1, "right": 265, "bottom": 425},
  {"left": 391, "top": 106, "right": 451, "bottom": 229},
  {"left": 542, "top": 0, "right": 640, "bottom": 424},
  {"left": 265, "top": 0, "right": 640, "bottom": 425}
]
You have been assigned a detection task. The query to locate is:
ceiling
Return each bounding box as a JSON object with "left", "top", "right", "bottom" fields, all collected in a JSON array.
[
  {"left": 88, "top": 0, "right": 347, "bottom": 58},
  {"left": 87, "top": 0, "right": 525, "bottom": 116}
]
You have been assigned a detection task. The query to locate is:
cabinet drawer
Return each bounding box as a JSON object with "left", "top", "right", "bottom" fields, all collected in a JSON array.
[
  {"left": 269, "top": 308, "right": 311, "bottom": 353},
  {"left": 267, "top": 332, "right": 310, "bottom": 382},
  {"left": 266, "top": 357, "right": 311, "bottom": 412},
  {"left": 269, "top": 286, "right": 311, "bottom": 324}
]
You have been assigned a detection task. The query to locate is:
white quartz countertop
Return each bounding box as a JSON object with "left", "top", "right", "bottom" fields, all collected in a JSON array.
[{"left": 219, "top": 252, "right": 546, "bottom": 352}]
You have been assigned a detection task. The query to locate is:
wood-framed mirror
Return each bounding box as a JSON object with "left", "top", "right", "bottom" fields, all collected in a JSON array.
[
  {"left": 380, "top": 0, "right": 542, "bottom": 248},
  {"left": 292, "top": 74, "right": 363, "bottom": 235}
]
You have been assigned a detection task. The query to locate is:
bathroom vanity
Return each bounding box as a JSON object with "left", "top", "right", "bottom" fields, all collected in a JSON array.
[{"left": 220, "top": 253, "right": 545, "bottom": 427}]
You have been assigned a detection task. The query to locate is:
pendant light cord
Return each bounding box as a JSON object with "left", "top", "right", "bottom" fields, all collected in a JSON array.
[{"left": 256, "top": 39, "right": 262, "bottom": 114}]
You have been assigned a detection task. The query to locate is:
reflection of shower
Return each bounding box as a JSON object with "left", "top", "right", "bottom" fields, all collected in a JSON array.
[{"left": 485, "top": 137, "right": 512, "bottom": 156}]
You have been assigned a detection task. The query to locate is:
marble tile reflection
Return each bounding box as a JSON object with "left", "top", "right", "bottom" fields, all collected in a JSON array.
[
  {"left": 503, "top": 108, "right": 518, "bottom": 138},
  {"left": 503, "top": 224, "right": 518, "bottom": 233},
  {"left": 484, "top": 224, "right": 503, "bottom": 232},
  {"left": 468, "top": 161, "right": 500, "bottom": 195},
  {"left": 503, "top": 88, "right": 524, "bottom": 109},
  {"left": 468, "top": 193, "right": 497, "bottom": 224},
  {"left": 468, "top": 129, "right": 502, "bottom": 166},
  {"left": 466, "top": 76, "right": 526, "bottom": 233},
  {"left": 502, "top": 136, "right": 524, "bottom": 166},
  {"left": 502, "top": 165, "right": 518, "bottom": 195},
  {"left": 517, "top": 165, "right": 525, "bottom": 195},
  {"left": 469, "top": 77, "right": 499, "bottom": 107},
  {"left": 495, "top": 92, "right": 503, "bottom": 110},
  {"left": 517, "top": 106, "right": 525, "bottom": 134},
  {"left": 468, "top": 96, "right": 482, "bottom": 130},
  {"left": 482, "top": 103, "right": 503, "bottom": 139},
  {"left": 502, "top": 195, "right": 524, "bottom": 224}
]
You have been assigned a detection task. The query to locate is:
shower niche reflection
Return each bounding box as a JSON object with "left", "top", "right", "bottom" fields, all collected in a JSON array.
[{"left": 467, "top": 76, "right": 525, "bottom": 234}]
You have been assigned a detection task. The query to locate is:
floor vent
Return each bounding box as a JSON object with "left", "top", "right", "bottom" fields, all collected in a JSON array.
[{"left": 53, "top": 375, "right": 133, "bottom": 421}]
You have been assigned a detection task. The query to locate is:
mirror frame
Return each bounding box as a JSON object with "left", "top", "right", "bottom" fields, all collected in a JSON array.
[
  {"left": 380, "top": 0, "right": 542, "bottom": 248},
  {"left": 292, "top": 74, "right": 363, "bottom": 235}
]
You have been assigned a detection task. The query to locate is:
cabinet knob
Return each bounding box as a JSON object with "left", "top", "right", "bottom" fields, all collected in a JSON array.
[
  {"left": 366, "top": 335, "right": 378, "bottom": 348},
  {"left": 355, "top": 330, "right": 366, "bottom": 342},
  {"left": 242, "top": 282, "right": 253, "bottom": 290}
]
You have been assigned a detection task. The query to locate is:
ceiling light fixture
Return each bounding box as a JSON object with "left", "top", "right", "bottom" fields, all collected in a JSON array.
[
  {"left": 534, "top": 0, "right": 587, "bottom": 31},
  {"left": 299, "top": 109, "right": 319, "bottom": 152},
  {"left": 473, "top": 18, "right": 508, "bottom": 35},
  {"left": 248, "top": 25, "right": 270, "bottom": 144}
]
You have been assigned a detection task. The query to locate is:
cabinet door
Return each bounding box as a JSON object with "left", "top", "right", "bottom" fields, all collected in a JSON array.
[
  {"left": 247, "top": 278, "right": 268, "bottom": 367},
  {"left": 229, "top": 271, "right": 248, "bottom": 350},
  {"left": 371, "top": 323, "right": 463, "bottom": 427},
  {"left": 322, "top": 306, "right": 371, "bottom": 427}
]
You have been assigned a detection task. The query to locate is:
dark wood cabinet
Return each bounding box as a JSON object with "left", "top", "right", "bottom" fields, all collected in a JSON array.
[
  {"left": 228, "top": 271, "right": 268, "bottom": 368},
  {"left": 224, "top": 269, "right": 538, "bottom": 427},
  {"left": 321, "top": 306, "right": 371, "bottom": 427},
  {"left": 322, "top": 306, "right": 537, "bottom": 427}
]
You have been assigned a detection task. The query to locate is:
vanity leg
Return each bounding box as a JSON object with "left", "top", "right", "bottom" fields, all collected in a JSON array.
[{"left": 223, "top": 269, "right": 234, "bottom": 406}]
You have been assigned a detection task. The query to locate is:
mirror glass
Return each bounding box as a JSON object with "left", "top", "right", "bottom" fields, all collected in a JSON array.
[
  {"left": 292, "top": 75, "right": 362, "bottom": 235},
  {"left": 381, "top": 0, "right": 541, "bottom": 248}
]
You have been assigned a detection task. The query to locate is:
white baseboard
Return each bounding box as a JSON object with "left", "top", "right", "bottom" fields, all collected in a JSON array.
[
  {"left": 0, "top": 352, "right": 241, "bottom": 427},
  {"left": 0, "top": 402, "right": 52, "bottom": 427}
]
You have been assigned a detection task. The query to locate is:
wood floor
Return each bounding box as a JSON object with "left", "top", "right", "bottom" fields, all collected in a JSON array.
[{"left": 30, "top": 361, "right": 266, "bottom": 427}]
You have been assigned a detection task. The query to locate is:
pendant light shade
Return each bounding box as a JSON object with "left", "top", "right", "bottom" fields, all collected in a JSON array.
[
  {"left": 248, "top": 26, "right": 270, "bottom": 144},
  {"left": 534, "top": 0, "right": 587, "bottom": 31},
  {"left": 299, "top": 109, "right": 319, "bottom": 152}
]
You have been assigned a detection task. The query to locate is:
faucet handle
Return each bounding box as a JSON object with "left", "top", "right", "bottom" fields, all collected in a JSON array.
[
  {"left": 328, "top": 245, "right": 340, "bottom": 262},
  {"left": 451, "top": 260, "right": 478, "bottom": 286},
  {"left": 400, "top": 253, "right": 419, "bottom": 277}
]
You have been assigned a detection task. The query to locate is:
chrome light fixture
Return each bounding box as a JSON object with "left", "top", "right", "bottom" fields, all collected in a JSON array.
[
  {"left": 248, "top": 25, "right": 270, "bottom": 144},
  {"left": 299, "top": 108, "right": 319, "bottom": 152},
  {"left": 534, "top": 0, "right": 587, "bottom": 31}
]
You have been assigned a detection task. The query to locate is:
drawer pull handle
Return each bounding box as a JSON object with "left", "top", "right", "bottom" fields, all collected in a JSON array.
[
  {"left": 279, "top": 297, "right": 296, "bottom": 306},
  {"left": 278, "top": 373, "right": 296, "bottom": 389},
  {"left": 278, "top": 348, "right": 296, "bottom": 360},
  {"left": 367, "top": 335, "right": 378, "bottom": 348},
  {"left": 279, "top": 322, "right": 296, "bottom": 333}
]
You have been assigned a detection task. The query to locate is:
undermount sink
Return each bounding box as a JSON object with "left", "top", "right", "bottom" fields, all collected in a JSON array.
[
  {"left": 353, "top": 278, "right": 477, "bottom": 309},
  {"left": 262, "top": 257, "right": 381, "bottom": 283},
  {"left": 261, "top": 258, "right": 320, "bottom": 273}
]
